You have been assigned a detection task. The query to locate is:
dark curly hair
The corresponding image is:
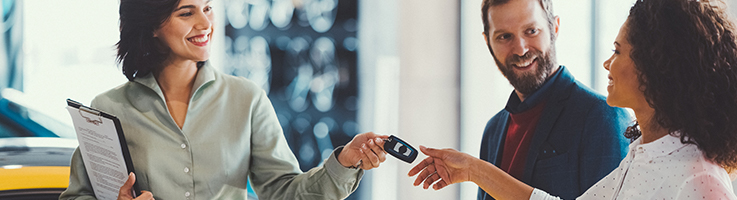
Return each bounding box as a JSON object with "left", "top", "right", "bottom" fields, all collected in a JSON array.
[
  {"left": 626, "top": 0, "right": 737, "bottom": 172},
  {"left": 117, "top": 0, "right": 205, "bottom": 81}
]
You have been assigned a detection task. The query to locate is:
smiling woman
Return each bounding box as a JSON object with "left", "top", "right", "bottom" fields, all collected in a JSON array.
[
  {"left": 601, "top": 24, "right": 644, "bottom": 112},
  {"left": 147, "top": 0, "right": 214, "bottom": 129},
  {"left": 59, "top": 0, "right": 389, "bottom": 199},
  {"left": 152, "top": 0, "right": 213, "bottom": 71}
]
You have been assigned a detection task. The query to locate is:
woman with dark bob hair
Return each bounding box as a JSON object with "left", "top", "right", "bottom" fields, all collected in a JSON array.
[
  {"left": 409, "top": 0, "right": 737, "bottom": 199},
  {"left": 60, "top": 0, "right": 388, "bottom": 199}
]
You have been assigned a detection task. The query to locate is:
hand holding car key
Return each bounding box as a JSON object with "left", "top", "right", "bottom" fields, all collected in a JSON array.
[
  {"left": 383, "top": 135, "right": 418, "bottom": 163},
  {"left": 349, "top": 134, "right": 416, "bottom": 169}
]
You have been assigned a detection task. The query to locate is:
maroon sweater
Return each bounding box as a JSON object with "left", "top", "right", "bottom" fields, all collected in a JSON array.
[{"left": 499, "top": 101, "right": 546, "bottom": 179}]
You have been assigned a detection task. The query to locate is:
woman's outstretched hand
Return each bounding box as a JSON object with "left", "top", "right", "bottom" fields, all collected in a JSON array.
[{"left": 408, "top": 146, "right": 477, "bottom": 190}]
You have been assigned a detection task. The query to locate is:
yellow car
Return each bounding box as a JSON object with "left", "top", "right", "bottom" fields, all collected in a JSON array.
[
  {"left": 0, "top": 137, "right": 77, "bottom": 199},
  {"left": 0, "top": 97, "right": 77, "bottom": 200}
]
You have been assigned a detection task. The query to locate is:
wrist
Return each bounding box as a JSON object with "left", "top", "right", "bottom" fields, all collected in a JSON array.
[
  {"left": 334, "top": 146, "right": 355, "bottom": 168},
  {"left": 468, "top": 158, "right": 489, "bottom": 184}
]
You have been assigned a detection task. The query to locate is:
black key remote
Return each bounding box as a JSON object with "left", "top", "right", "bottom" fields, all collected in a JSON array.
[{"left": 383, "top": 135, "right": 418, "bottom": 163}]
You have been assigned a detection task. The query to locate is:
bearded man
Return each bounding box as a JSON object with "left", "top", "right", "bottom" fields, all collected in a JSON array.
[{"left": 477, "top": 0, "right": 631, "bottom": 199}]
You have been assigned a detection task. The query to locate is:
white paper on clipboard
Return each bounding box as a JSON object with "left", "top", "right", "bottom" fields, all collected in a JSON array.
[{"left": 66, "top": 99, "right": 138, "bottom": 200}]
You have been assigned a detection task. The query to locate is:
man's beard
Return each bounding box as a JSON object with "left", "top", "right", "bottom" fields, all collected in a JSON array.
[{"left": 493, "top": 46, "right": 557, "bottom": 96}]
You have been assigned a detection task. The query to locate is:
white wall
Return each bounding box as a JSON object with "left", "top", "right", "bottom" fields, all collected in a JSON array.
[
  {"left": 398, "top": 0, "right": 462, "bottom": 199},
  {"left": 361, "top": 0, "right": 462, "bottom": 200},
  {"left": 21, "top": 0, "right": 125, "bottom": 123},
  {"left": 459, "top": 0, "right": 511, "bottom": 199}
]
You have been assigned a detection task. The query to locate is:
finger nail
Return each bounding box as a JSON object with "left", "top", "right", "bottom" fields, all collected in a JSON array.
[{"left": 375, "top": 138, "right": 382, "bottom": 143}]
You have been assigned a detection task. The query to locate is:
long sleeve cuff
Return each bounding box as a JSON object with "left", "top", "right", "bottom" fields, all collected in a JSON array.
[
  {"left": 325, "top": 146, "right": 364, "bottom": 185},
  {"left": 530, "top": 188, "right": 563, "bottom": 200}
]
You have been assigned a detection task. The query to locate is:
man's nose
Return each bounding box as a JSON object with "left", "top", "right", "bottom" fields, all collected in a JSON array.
[{"left": 511, "top": 37, "right": 529, "bottom": 56}]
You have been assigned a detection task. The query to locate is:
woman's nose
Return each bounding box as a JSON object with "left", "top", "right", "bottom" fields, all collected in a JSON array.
[
  {"left": 603, "top": 56, "right": 612, "bottom": 71},
  {"left": 195, "top": 12, "right": 212, "bottom": 30}
]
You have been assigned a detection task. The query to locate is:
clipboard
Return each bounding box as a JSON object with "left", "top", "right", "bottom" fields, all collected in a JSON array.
[{"left": 66, "top": 99, "right": 141, "bottom": 199}]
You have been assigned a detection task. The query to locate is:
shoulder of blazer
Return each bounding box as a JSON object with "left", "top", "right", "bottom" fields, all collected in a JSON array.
[{"left": 550, "top": 67, "right": 607, "bottom": 108}]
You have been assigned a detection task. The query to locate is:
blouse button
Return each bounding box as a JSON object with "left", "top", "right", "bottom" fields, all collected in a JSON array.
[
  {"left": 181, "top": 144, "right": 187, "bottom": 149},
  {"left": 184, "top": 167, "right": 190, "bottom": 173},
  {"left": 185, "top": 191, "right": 191, "bottom": 197}
]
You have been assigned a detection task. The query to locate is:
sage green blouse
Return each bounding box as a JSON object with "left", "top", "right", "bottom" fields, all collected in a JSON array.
[{"left": 60, "top": 64, "right": 363, "bottom": 200}]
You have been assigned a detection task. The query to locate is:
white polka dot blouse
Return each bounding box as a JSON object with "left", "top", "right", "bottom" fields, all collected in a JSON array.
[{"left": 530, "top": 134, "right": 736, "bottom": 200}]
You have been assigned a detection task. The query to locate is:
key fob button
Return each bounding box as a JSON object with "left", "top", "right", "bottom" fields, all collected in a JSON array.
[{"left": 383, "top": 135, "right": 417, "bottom": 163}]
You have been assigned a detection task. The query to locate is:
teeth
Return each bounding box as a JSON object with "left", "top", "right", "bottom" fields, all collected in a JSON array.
[
  {"left": 190, "top": 35, "right": 208, "bottom": 43},
  {"left": 515, "top": 60, "right": 533, "bottom": 67},
  {"left": 513, "top": 57, "right": 536, "bottom": 67},
  {"left": 520, "top": 61, "right": 532, "bottom": 66}
]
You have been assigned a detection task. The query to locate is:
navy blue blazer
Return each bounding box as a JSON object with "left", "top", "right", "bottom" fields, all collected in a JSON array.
[{"left": 478, "top": 66, "right": 631, "bottom": 200}]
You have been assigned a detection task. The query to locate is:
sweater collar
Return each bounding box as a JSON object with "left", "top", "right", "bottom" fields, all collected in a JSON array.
[{"left": 505, "top": 65, "right": 571, "bottom": 114}]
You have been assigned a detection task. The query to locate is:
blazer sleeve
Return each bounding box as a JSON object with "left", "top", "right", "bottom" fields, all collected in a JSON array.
[
  {"left": 577, "top": 104, "right": 631, "bottom": 192},
  {"left": 247, "top": 90, "right": 363, "bottom": 200}
]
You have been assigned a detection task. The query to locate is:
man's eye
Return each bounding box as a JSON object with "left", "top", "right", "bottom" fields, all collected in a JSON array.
[{"left": 498, "top": 34, "right": 511, "bottom": 40}]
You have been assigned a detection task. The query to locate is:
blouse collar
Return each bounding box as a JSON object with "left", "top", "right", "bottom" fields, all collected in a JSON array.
[
  {"left": 133, "top": 62, "right": 216, "bottom": 101},
  {"left": 630, "top": 132, "right": 688, "bottom": 160}
]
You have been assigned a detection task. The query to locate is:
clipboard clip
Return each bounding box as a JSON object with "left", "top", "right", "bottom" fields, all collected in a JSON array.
[{"left": 79, "top": 106, "right": 103, "bottom": 126}]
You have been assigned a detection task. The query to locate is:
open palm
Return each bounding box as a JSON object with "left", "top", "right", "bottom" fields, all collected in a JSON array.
[{"left": 408, "top": 146, "right": 476, "bottom": 190}]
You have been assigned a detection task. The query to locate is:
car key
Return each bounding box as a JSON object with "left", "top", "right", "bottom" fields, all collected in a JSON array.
[{"left": 383, "top": 135, "right": 418, "bottom": 163}]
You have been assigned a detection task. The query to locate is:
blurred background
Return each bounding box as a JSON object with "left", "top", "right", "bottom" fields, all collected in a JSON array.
[{"left": 1, "top": 0, "right": 737, "bottom": 199}]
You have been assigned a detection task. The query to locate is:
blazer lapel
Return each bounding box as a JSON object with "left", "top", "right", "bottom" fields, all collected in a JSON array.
[
  {"left": 491, "top": 112, "right": 510, "bottom": 165},
  {"left": 521, "top": 68, "right": 576, "bottom": 182}
]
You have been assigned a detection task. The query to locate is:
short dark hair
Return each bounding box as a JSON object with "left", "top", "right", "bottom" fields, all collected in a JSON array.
[
  {"left": 116, "top": 0, "right": 179, "bottom": 81},
  {"left": 481, "top": 0, "right": 555, "bottom": 37},
  {"left": 626, "top": 0, "right": 737, "bottom": 172}
]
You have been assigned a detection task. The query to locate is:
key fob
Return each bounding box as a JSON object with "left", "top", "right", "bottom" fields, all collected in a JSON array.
[{"left": 383, "top": 135, "right": 417, "bottom": 163}]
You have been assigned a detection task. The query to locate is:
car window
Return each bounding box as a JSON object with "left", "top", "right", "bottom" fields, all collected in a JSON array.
[
  {"left": 0, "top": 98, "right": 74, "bottom": 138},
  {"left": 26, "top": 109, "right": 76, "bottom": 138},
  {"left": 0, "top": 116, "right": 33, "bottom": 138}
]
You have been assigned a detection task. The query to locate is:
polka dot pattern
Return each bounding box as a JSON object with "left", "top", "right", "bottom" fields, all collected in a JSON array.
[{"left": 530, "top": 134, "right": 737, "bottom": 200}]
